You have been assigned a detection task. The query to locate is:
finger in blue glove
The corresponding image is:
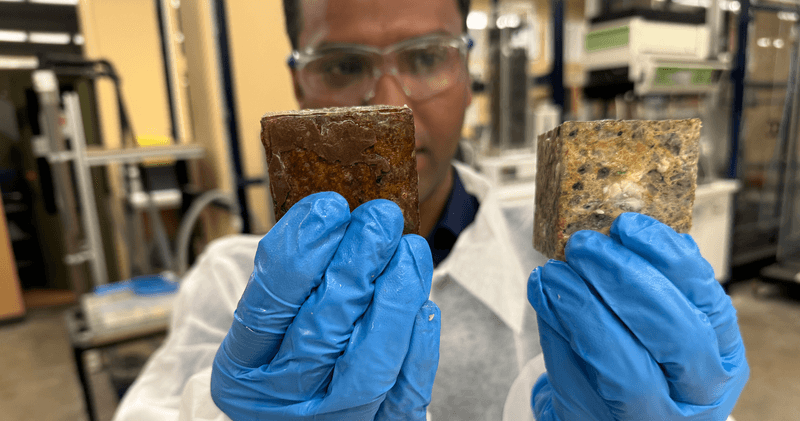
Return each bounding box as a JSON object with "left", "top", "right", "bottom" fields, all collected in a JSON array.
[
  {"left": 567, "top": 229, "right": 724, "bottom": 406},
  {"left": 320, "top": 234, "right": 434, "bottom": 412},
  {"left": 609, "top": 213, "right": 746, "bottom": 366},
  {"left": 219, "top": 192, "right": 351, "bottom": 369},
  {"left": 212, "top": 194, "right": 439, "bottom": 421},
  {"left": 529, "top": 261, "right": 669, "bottom": 420},
  {"left": 264, "top": 198, "right": 406, "bottom": 402},
  {"left": 375, "top": 300, "right": 441, "bottom": 420},
  {"left": 527, "top": 212, "right": 749, "bottom": 421}
]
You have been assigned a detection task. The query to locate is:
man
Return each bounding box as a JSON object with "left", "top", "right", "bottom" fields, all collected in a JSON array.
[{"left": 113, "top": 0, "right": 748, "bottom": 419}]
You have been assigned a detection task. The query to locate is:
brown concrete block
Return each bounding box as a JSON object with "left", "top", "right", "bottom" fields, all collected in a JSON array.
[
  {"left": 533, "top": 119, "right": 701, "bottom": 260},
  {"left": 261, "top": 105, "right": 419, "bottom": 234}
]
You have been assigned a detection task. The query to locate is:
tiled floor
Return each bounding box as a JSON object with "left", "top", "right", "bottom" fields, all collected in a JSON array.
[
  {"left": 728, "top": 280, "right": 800, "bottom": 421},
  {"left": 0, "top": 306, "right": 91, "bottom": 421},
  {"left": 1, "top": 278, "right": 798, "bottom": 421}
]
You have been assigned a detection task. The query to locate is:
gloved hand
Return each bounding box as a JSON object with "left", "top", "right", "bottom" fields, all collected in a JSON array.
[
  {"left": 527, "top": 213, "right": 749, "bottom": 421},
  {"left": 210, "top": 192, "right": 440, "bottom": 421}
]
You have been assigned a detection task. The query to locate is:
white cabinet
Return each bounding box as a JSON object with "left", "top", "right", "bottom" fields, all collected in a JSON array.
[{"left": 689, "top": 179, "right": 740, "bottom": 282}]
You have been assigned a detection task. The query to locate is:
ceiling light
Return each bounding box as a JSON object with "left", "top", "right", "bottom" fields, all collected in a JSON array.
[
  {"left": 757, "top": 37, "right": 771, "bottom": 48},
  {"left": 774, "top": 38, "right": 785, "bottom": 48},
  {"left": 29, "top": 32, "right": 72, "bottom": 45},
  {"left": 497, "top": 14, "right": 521, "bottom": 29},
  {"left": 467, "top": 11, "right": 488, "bottom": 30},
  {"left": 29, "top": 0, "right": 79, "bottom": 5},
  {"left": 0, "top": 55, "right": 39, "bottom": 69},
  {"left": 672, "top": 0, "right": 709, "bottom": 7},
  {"left": 0, "top": 30, "right": 27, "bottom": 43}
]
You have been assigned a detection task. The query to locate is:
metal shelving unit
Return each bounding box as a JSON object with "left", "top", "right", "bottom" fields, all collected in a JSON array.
[
  {"left": 33, "top": 69, "right": 206, "bottom": 289},
  {"left": 728, "top": 0, "right": 800, "bottom": 270}
]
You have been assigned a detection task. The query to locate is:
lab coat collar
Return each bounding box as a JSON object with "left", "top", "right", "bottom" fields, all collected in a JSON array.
[{"left": 433, "top": 162, "right": 531, "bottom": 334}]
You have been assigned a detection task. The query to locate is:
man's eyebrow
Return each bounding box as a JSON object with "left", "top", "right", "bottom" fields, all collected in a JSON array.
[
  {"left": 310, "top": 30, "right": 454, "bottom": 51},
  {"left": 311, "top": 41, "right": 366, "bottom": 50},
  {"left": 385, "top": 29, "right": 452, "bottom": 44}
]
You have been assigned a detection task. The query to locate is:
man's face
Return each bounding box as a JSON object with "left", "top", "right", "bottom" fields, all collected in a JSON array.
[{"left": 292, "top": 0, "right": 472, "bottom": 203}]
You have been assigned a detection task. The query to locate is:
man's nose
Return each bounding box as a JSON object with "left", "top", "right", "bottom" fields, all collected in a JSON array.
[{"left": 368, "top": 73, "right": 410, "bottom": 107}]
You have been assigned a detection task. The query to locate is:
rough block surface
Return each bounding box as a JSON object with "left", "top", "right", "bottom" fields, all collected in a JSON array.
[
  {"left": 261, "top": 105, "right": 419, "bottom": 234},
  {"left": 533, "top": 119, "right": 701, "bottom": 260}
]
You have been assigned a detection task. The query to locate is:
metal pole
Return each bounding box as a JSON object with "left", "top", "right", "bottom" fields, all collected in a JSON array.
[
  {"left": 211, "top": 0, "right": 250, "bottom": 233},
  {"left": 728, "top": 0, "right": 750, "bottom": 179},
  {"left": 488, "top": 0, "right": 502, "bottom": 150},
  {"left": 499, "top": 25, "right": 510, "bottom": 150},
  {"left": 64, "top": 92, "right": 109, "bottom": 287},
  {"left": 776, "top": 21, "right": 800, "bottom": 263},
  {"left": 156, "top": 0, "right": 180, "bottom": 142},
  {"left": 551, "top": 0, "right": 565, "bottom": 116},
  {"left": 707, "top": 0, "right": 723, "bottom": 60},
  {"left": 32, "top": 70, "right": 89, "bottom": 294}
]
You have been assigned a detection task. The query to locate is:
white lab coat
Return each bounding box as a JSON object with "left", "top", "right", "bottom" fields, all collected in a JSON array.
[{"left": 112, "top": 162, "right": 548, "bottom": 421}]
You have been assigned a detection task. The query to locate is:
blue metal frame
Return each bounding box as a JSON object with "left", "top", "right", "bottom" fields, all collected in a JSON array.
[
  {"left": 552, "top": 0, "right": 565, "bottom": 114},
  {"left": 532, "top": 0, "right": 566, "bottom": 113},
  {"left": 213, "top": 0, "right": 253, "bottom": 233},
  {"left": 154, "top": 0, "right": 178, "bottom": 142},
  {"left": 728, "top": 0, "right": 750, "bottom": 179}
]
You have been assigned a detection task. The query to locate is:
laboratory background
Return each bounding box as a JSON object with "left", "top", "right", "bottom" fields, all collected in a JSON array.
[{"left": 0, "top": 0, "right": 797, "bottom": 419}]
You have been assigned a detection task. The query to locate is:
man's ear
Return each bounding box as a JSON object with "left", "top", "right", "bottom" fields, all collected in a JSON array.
[{"left": 290, "top": 69, "right": 306, "bottom": 108}]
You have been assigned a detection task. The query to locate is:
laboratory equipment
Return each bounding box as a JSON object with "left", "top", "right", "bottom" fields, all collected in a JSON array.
[
  {"left": 582, "top": 0, "right": 731, "bottom": 97},
  {"left": 757, "top": 5, "right": 800, "bottom": 284},
  {"left": 30, "top": 57, "right": 245, "bottom": 291},
  {"left": 727, "top": 1, "right": 800, "bottom": 271},
  {"left": 689, "top": 179, "right": 740, "bottom": 282},
  {"left": 32, "top": 69, "right": 105, "bottom": 292},
  {"left": 65, "top": 273, "right": 179, "bottom": 421},
  {"left": 81, "top": 274, "right": 179, "bottom": 333},
  {"left": 576, "top": 0, "right": 743, "bottom": 283},
  {"left": 32, "top": 66, "right": 204, "bottom": 287},
  {"left": 468, "top": 2, "right": 546, "bottom": 199}
]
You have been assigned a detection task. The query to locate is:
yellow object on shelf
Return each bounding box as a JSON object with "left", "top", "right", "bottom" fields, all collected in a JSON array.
[
  {"left": 137, "top": 135, "right": 174, "bottom": 166},
  {"left": 136, "top": 135, "right": 171, "bottom": 147}
]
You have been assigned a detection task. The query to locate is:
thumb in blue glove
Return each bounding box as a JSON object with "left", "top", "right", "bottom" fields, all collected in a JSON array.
[
  {"left": 528, "top": 213, "right": 749, "bottom": 421},
  {"left": 210, "top": 192, "right": 440, "bottom": 420}
]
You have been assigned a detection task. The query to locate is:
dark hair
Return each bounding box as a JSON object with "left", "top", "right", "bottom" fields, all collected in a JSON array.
[{"left": 282, "top": 0, "right": 472, "bottom": 50}]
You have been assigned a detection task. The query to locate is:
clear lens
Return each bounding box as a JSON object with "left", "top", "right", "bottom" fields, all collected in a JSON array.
[
  {"left": 396, "top": 44, "right": 463, "bottom": 100},
  {"left": 295, "top": 36, "right": 467, "bottom": 104},
  {"left": 304, "top": 51, "right": 375, "bottom": 90},
  {"left": 397, "top": 44, "right": 453, "bottom": 76}
]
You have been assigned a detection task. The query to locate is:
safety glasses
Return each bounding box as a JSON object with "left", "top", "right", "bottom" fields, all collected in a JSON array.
[{"left": 288, "top": 33, "right": 474, "bottom": 105}]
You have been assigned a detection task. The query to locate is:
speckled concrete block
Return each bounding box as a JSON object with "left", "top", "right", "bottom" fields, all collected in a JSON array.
[{"left": 533, "top": 119, "right": 701, "bottom": 260}]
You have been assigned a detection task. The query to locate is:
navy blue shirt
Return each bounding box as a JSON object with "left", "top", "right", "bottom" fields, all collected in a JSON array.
[{"left": 425, "top": 168, "right": 480, "bottom": 267}]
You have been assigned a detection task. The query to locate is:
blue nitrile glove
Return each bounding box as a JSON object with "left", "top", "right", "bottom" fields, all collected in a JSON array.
[
  {"left": 527, "top": 212, "right": 749, "bottom": 421},
  {"left": 210, "top": 192, "right": 440, "bottom": 421}
]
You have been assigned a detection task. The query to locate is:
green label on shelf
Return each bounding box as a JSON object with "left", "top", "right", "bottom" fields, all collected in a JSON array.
[
  {"left": 585, "top": 26, "right": 629, "bottom": 51},
  {"left": 655, "top": 67, "right": 714, "bottom": 86}
]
